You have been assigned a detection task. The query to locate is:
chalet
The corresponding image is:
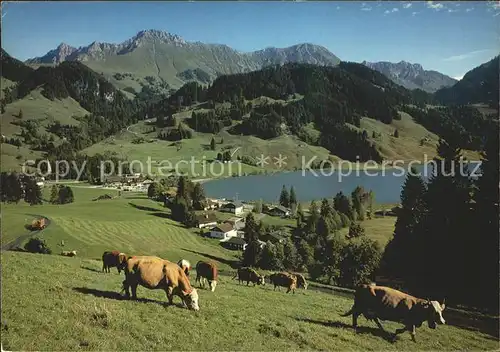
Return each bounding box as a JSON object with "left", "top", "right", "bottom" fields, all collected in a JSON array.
[
  {"left": 268, "top": 205, "right": 291, "bottom": 218},
  {"left": 261, "top": 231, "right": 287, "bottom": 244},
  {"left": 221, "top": 237, "right": 247, "bottom": 251},
  {"left": 220, "top": 201, "right": 244, "bottom": 215},
  {"left": 195, "top": 213, "right": 218, "bottom": 229},
  {"left": 223, "top": 217, "right": 245, "bottom": 230},
  {"left": 209, "top": 223, "right": 238, "bottom": 240},
  {"left": 203, "top": 199, "right": 220, "bottom": 211},
  {"left": 104, "top": 175, "right": 124, "bottom": 185}
]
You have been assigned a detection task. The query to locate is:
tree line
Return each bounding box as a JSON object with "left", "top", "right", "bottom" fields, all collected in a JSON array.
[
  {"left": 243, "top": 185, "right": 378, "bottom": 287},
  {"left": 381, "top": 130, "right": 499, "bottom": 311}
]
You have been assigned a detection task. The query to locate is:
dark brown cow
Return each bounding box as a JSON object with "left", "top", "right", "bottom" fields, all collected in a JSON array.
[
  {"left": 195, "top": 261, "right": 218, "bottom": 292},
  {"left": 122, "top": 256, "right": 199, "bottom": 311},
  {"left": 341, "top": 284, "right": 446, "bottom": 342},
  {"left": 269, "top": 272, "right": 297, "bottom": 293},
  {"left": 233, "top": 267, "right": 265, "bottom": 286},
  {"left": 102, "top": 250, "right": 128, "bottom": 273}
]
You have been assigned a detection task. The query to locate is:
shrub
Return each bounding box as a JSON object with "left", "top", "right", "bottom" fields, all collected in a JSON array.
[
  {"left": 347, "top": 223, "right": 365, "bottom": 239},
  {"left": 24, "top": 237, "right": 52, "bottom": 254},
  {"left": 339, "top": 237, "right": 381, "bottom": 287}
]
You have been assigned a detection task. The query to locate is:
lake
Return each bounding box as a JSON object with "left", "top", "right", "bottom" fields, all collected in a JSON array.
[{"left": 203, "top": 162, "right": 481, "bottom": 204}]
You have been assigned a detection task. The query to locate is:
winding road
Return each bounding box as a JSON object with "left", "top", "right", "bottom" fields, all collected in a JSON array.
[{"left": 1, "top": 215, "right": 51, "bottom": 251}]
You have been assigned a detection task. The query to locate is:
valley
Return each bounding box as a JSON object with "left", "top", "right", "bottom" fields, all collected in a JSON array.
[{"left": 1, "top": 2, "right": 499, "bottom": 350}]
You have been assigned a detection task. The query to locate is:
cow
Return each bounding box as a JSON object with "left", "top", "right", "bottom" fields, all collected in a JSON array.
[
  {"left": 195, "top": 261, "right": 218, "bottom": 292},
  {"left": 340, "top": 284, "right": 446, "bottom": 342},
  {"left": 122, "top": 256, "right": 199, "bottom": 311},
  {"left": 177, "top": 259, "right": 192, "bottom": 276},
  {"left": 102, "top": 250, "right": 128, "bottom": 273},
  {"left": 61, "top": 250, "right": 77, "bottom": 257},
  {"left": 233, "top": 267, "right": 265, "bottom": 286},
  {"left": 294, "top": 273, "right": 308, "bottom": 290},
  {"left": 269, "top": 272, "right": 297, "bottom": 294}
]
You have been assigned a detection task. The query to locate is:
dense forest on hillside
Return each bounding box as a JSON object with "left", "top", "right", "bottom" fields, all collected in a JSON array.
[
  {"left": 0, "top": 49, "right": 34, "bottom": 82},
  {"left": 1, "top": 49, "right": 498, "bottom": 165},
  {"left": 400, "top": 105, "right": 497, "bottom": 150},
  {"left": 435, "top": 56, "right": 499, "bottom": 108}
]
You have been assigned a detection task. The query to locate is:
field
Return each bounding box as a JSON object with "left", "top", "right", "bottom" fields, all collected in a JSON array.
[{"left": 2, "top": 185, "right": 499, "bottom": 350}]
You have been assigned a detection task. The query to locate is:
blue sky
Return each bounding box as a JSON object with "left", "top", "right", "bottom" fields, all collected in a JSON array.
[{"left": 2, "top": 1, "right": 499, "bottom": 79}]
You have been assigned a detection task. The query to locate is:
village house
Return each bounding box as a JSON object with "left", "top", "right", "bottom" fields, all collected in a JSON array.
[
  {"left": 209, "top": 223, "right": 238, "bottom": 240},
  {"left": 223, "top": 217, "right": 245, "bottom": 230},
  {"left": 220, "top": 201, "right": 244, "bottom": 215},
  {"left": 195, "top": 213, "right": 218, "bottom": 229},
  {"left": 261, "top": 231, "right": 287, "bottom": 244},
  {"left": 203, "top": 199, "right": 220, "bottom": 211},
  {"left": 221, "top": 237, "right": 247, "bottom": 251},
  {"left": 268, "top": 205, "right": 291, "bottom": 218}
]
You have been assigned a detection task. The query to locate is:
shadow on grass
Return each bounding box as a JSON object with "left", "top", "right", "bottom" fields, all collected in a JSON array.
[
  {"left": 444, "top": 309, "right": 499, "bottom": 339},
  {"left": 148, "top": 212, "right": 172, "bottom": 219},
  {"left": 72, "top": 287, "right": 186, "bottom": 309},
  {"left": 295, "top": 318, "right": 395, "bottom": 342},
  {"left": 80, "top": 266, "right": 103, "bottom": 273},
  {"left": 181, "top": 249, "right": 240, "bottom": 269},
  {"left": 128, "top": 202, "right": 163, "bottom": 212}
]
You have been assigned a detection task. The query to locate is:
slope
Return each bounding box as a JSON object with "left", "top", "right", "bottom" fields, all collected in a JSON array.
[{"left": 434, "top": 56, "right": 499, "bottom": 107}]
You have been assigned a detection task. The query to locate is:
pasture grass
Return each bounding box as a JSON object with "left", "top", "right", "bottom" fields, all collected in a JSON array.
[{"left": 2, "top": 251, "right": 498, "bottom": 351}]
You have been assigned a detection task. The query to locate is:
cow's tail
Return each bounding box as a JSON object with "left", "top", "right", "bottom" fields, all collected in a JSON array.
[
  {"left": 231, "top": 271, "right": 239, "bottom": 280},
  {"left": 340, "top": 306, "right": 354, "bottom": 317}
]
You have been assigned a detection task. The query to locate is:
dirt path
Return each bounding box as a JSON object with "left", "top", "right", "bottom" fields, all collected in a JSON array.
[{"left": 1, "top": 215, "right": 51, "bottom": 251}]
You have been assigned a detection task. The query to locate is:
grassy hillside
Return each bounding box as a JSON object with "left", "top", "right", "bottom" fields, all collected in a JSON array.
[
  {"left": 350, "top": 112, "right": 481, "bottom": 161},
  {"left": 1, "top": 88, "right": 88, "bottom": 137},
  {"left": 2, "top": 183, "right": 498, "bottom": 350},
  {"left": 2, "top": 187, "right": 238, "bottom": 268}
]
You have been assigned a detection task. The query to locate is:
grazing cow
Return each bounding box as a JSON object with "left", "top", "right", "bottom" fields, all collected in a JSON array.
[
  {"left": 195, "top": 261, "right": 218, "bottom": 292},
  {"left": 269, "top": 272, "right": 297, "bottom": 294},
  {"left": 122, "top": 256, "right": 199, "bottom": 311},
  {"left": 177, "top": 259, "right": 192, "bottom": 276},
  {"left": 102, "top": 250, "right": 128, "bottom": 273},
  {"left": 61, "top": 250, "right": 77, "bottom": 257},
  {"left": 341, "top": 284, "right": 446, "bottom": 342},
  {"left": 233, "top": 267, "right": 265, "bottom": 286},
  {"left": 294, "top": 273, "right": 308, "bottom": 290}
]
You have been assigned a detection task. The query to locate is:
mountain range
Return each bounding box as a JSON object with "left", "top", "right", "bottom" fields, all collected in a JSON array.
[
  {"left": 362, "top": 60, "right": 457, "bottom": 93},
  {"left": 25, "top": 29, "right": 455, "bottom": 93},
  {"left": 25, "top": 29, "right": 341, "bottom": 91}
]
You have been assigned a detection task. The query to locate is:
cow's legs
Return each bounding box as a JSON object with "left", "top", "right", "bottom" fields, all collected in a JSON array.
[
  {"left": 166, "top": 286, "right": 174, "bottom": 305},
  {"left": 122, "top": 280, "right": 130, "bottom": 298},
  {"left": 130, "top": 283, "right": 138, "bottom": 300},
  {"left": 352, "top": 312, "right": 360, "bottom": 332},
  {"left": 394, "top": 325, "right": 416, "bottom": 342}
]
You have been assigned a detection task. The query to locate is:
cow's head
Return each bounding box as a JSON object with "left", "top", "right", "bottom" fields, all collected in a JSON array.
[
  {"left": 182, "top": 288, "right": 200, "bottom": 311},
  {"left": 258, "top": 275, "right": 265, "bottom": 286},
  {"left": 424, "top": 300, "right": 446, "bottom": 329},
  {"left": 209, "top": 280, "right": 217, "bottom": 292}
]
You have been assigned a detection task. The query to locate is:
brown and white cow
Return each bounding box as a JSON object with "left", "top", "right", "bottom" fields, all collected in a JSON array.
[
  {"left": 195, "top": 261, "right": 218, "bottom": 292},
  {"left": 269, "top": 272, "right": 297, "bottom": 294},
  {"left": 122, "top": 256, "right": 199, "bottom": 311},
  {"left": 233, "top": 267, "right": 265, "bottom": 286},
  {"left": 341, "top": 284, "right": 446, "bottom": 342},
  {"left": 177, "top": 259, "right": 192, "bottom": 277},
  {"left": 102, "top": 250, "right": 128, "bottom": 273}
]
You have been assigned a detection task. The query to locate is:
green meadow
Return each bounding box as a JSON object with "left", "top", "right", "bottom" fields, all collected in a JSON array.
[{"left": 1, "top": 186, "right": 498, "bottom": 350}]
